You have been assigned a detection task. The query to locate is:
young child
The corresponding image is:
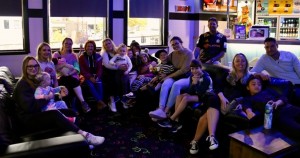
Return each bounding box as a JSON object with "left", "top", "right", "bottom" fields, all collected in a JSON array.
[
  {"left": 140, "top": 49, "right": 175, "bottom": 92},
  {"left": 158, "top": 59, "right": 216, "bottom": 133},
  {"left": 241, "top": 75, "right": 300, "bottom": 141},
  {"left": 52, "top": 57, "right": 75, "bottom": 77},
  {"left": 235, "top": 75, "right": 287, "bottom": 120},
  {"left": 34, "top": 72, "right": 68, "bottom": 112},
  {"left": 109, "top": 43, "right": 132, "bottom": 75},
  {"left": 123, "top": 52, "right": 155, "bottom": 104}
]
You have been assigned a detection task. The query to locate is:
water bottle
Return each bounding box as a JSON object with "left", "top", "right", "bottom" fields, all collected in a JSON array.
[{"left": 264, "top": 103, "right": 273, "bottom": 129}]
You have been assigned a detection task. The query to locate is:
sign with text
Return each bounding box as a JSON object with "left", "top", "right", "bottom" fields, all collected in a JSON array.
[{"left": 175, "top": 5, "right": 191, "bottom": 12}]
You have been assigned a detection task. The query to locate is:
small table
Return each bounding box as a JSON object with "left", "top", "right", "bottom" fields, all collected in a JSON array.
[{"left": 229, "top": 126, "right": 298, "bottom": 158}]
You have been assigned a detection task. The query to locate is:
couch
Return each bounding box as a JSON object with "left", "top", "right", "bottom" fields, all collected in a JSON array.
[
  {"left": 0, "top": 66, "right": 90, "bottom": 158},
  {"left": 186, "top": 63, "right": 296, "bottom": 135}
]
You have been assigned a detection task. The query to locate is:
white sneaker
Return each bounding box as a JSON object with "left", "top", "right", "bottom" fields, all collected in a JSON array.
[
  {"left": 123, "top": 92, "right": 135, "bottom": 98},
  {"left": 122, "top": 102, "right": 129, "bottom": 109},
  {"left": 149, "top": 108, "right": 167, "bottom": 119},
  {"left": 108, "top": 101, "right": 117, "bottom": 112},
  {"left": 85, "top": 133, "right": 105, "bottom": 146},
  {"left": 206, "top": 135, "right": 218, "bottom": 150},
  {"left": 151, "top": 118, "right": 159, "bottom": 122}
]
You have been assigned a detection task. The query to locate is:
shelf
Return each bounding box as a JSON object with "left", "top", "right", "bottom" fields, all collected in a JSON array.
[{"left": 227, "top": 39, "right": 300, "bottom": 45}]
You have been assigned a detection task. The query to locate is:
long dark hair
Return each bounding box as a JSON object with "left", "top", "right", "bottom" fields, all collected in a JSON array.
[{"left": 21, "top": 56, "right": 41, "bottom": 89}]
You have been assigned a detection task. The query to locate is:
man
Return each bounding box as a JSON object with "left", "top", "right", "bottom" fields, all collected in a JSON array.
[
  {"left": 250, "top": 37, "right": 300, "bottom": 104},
  {"left": 193, "top": 17, "right": 227, "bottom": 64}
]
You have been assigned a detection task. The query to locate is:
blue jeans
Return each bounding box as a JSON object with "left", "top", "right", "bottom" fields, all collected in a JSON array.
[
  {"left": 159, "top": 77, "right": 190, "bottom": 109},
  {"left": 84, "top": 80, "right": 103, "bottom": 101}
]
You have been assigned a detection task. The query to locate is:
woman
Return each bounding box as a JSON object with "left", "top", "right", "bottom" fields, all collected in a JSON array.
[
  {"left": 101, "top": 38, "right": 130, "bottom": 112},
  {"left": 79, "top": 40, "right": 107, "bottom": 110},
  {"left": 189, "top": 53, "right": 252, "bottom": 155},
  {"left": 13, "top": 56, "right": 105, "bottom": 146},
  {"left": 129, "top": 40, "right": 158, "bottom": 64},
  {"left": 52, "top": 38, "right": 91, "bottom": 114},
  {"left": 36, "top": 42, "right": 58, "bottom": 87},
  {"left": 149, "top": 36, "right": 193, "bottom": 120},
  {"left": 217, "top": 53, "right": 252, "bottom": 114},
  {"left": 127, "top": 48, "right": 138, "bottom": 86}
]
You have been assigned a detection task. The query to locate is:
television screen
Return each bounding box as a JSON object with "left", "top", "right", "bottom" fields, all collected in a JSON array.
[
  {"left": 249, "top": 29, "right": 265, "bottom": 38},
  {"left": 202, "top": 0, "right": 238, "bottom": 12}
]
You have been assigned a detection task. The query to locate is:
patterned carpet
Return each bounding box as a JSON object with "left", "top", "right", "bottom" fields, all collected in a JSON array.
[{"left": 77, "top": 100, "right": 228, "bottom": 158}]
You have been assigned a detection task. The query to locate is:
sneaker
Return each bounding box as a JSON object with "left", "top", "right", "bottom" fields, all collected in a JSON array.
[
  {"left": 149, "top": 108, "right": 167, "bottom": 119},
  {"left": 157, "top": 118, "right": 172, "bottom": 128},
  {"left": 189, "top": 140, "right": 199, "bottom": 154},
  {"left": 151, "top": 118, "right": 159, "bottom": 122},
  {"left": 170, "top": 121, "right": 182, "bottom": 133},
  {"left": 206, "top": 135, "right": 218, "bottom": 150},
  {"left": 123, "top": 92, "right": 136, "bottom": 99},
  {"left": 122, "top": 101, "right": 129, "bottom": 109},
  {"left": 120, "top": 97, "right": 129, "bottom": 109},
  {"left": 85, "top": 132, "right": 105, "bottom": 146},
  {"left": 81, "top": 101, "right": 91, "bottom": 113},
  {"left": 108, "top": 101, "right": 117, "bottom": 112}
]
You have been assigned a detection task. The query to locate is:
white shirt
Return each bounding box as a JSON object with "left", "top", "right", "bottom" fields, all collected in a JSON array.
[{"left": 251, "top": 50, "right": 300, "bottom": 84}]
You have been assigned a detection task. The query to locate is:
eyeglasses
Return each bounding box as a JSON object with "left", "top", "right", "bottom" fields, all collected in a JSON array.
[{"left": 27, "top": 64, "right": 39, "bottom": 69}]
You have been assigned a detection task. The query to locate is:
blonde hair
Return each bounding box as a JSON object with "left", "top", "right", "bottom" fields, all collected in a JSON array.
[
  {"left": 101, "top": 38, "right": 117, "bottom": 53},
  {"left": 36, "top": 42, "right": 52, "bottom": 62},
  {"left": 116, "top": 43, "right": 127, "bottom": 53},
  {"left": 35, "top": 71, "right": 50, "bottom": 86}
]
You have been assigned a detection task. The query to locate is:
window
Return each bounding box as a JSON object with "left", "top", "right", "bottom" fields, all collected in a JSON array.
[
  {"left": 128, "top": 0, "right": 164, "bottom": 46},
  {"left": 50, "top": 0, "right": 107, "bottom": 48},
  {"left": 0, "top": 0, "right": 25, "bottom": 52}
]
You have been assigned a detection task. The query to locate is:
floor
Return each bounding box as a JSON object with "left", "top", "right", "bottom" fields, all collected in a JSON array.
[{"left": 76, "top": 99, "right": 230, "bottom": 158}]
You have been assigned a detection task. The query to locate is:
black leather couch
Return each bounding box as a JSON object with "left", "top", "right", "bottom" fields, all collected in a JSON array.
[{"left": 0, "top": 66, "right": 90, "bottom": 157}]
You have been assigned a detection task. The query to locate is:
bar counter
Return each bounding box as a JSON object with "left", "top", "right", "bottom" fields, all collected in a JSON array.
[{"left": 224, "top": 39, "right": 300, "bottom": 67}]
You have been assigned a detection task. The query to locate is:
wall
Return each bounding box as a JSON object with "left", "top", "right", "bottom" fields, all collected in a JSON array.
[
  {"left": 168, "top": 0, "right": 228, "bottom": 52},
  {"left": 226, "top": 42, "right": 300, "bottom": 67},
  {"left": 0, "top": 0, "right": 230, "bottom": 76}
]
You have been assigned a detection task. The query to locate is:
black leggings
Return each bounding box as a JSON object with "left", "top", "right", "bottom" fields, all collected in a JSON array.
[
  {"left": 19, "top": 110, "right": 79, "bottom": 136},
  {"left": 58, "top": 76, "right": 80, "bottom": 106}
]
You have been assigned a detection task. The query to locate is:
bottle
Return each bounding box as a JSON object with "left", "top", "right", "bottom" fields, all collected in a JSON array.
[{"left": 264, "top": 103, "right": 273, "bottom": 129}]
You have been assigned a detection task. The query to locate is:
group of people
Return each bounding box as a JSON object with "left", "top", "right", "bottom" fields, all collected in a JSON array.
[
  {"left": 149, "top": 17, "right": 300, "bottom": 155},
  {"left": 11, "top": 16, "right": 300, "bottom": 155}
]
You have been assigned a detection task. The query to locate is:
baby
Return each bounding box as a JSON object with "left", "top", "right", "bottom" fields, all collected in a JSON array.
[
  {"left": 52, "top": 57, "right": 75, "bottom": 77},
  {"left": 34, "top": 72, "right": 68, "bottom": 112},
  {"left": 109, "top": 43, "right": 132, "bottom": 75}
]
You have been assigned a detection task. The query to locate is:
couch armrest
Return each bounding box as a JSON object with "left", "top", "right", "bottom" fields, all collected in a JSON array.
[{"left": 1, "top": 132, "right": 90, "bottom": 158}]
